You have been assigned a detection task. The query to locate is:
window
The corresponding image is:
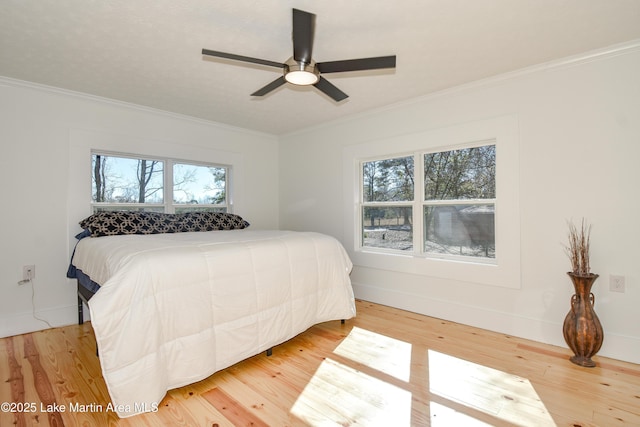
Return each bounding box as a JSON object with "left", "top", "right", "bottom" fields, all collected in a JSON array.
[
  {"left": 91, "top": 152, "right": 230, "bottom": 213},
  {"left": 360, "top": 143, "right": 496, "bottom": 262},
  {"left": 423, "top": 145, "right": 496, "bottom": 259},
  {"left": 362, "top": 155, "right": 414, "bottom": 251},
  {"left": 172, "top": 162, "right": 227, "bottom": 213},
  {"left": 344, "top": 115, "right": 520, "bottom": 288}
]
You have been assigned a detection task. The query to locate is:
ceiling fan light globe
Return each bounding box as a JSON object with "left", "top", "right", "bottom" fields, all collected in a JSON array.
[{"left": 285, "top": 70, "right": 319, "bottom": 85}]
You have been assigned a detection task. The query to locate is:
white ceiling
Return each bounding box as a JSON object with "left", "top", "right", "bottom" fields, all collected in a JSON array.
[{"left": 1, "top": 0, "right": 640, "bottom": 135}]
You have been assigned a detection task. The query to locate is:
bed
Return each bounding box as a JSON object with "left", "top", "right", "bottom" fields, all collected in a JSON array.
[{"left": 67, "top": 211, "right": 355, "bottom": 418}]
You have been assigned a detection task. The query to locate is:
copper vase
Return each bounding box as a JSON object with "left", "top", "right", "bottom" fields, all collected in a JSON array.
[{"left": 562, "top": 272, "right": 603, "bottom": 367}]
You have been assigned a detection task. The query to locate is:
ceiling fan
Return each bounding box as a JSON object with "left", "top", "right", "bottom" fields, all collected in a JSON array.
[{"left": 202, "top": 8, "right": 396, "bottom": 102}]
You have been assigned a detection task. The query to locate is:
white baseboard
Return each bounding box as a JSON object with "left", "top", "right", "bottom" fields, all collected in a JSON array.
[
  {"left": 4, "top": 283, "right": 637, "bottom": 365},
  {"left": 352, "top": 281, "right": 640, "bottom": 365},
  {"left": 0, "top": 303, "right": 86, "bottom": 338}
]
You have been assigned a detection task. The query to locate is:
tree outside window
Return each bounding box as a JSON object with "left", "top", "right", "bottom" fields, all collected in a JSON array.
[
  {"left": 91, "top": 153, "right": 229, "bottom": 213},
  {"left": 423, "top": 145, "right": 496, "bottom": 258},
  {"left": 362, "top": 156, "right": 414, "bottom": 250}
]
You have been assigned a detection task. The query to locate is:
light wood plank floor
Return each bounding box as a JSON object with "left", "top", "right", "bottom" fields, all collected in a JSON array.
[{"left": 1, "top": 299, "right": 639, "bottom": 426}]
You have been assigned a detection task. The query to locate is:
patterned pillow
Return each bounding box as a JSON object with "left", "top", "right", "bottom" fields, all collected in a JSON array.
[
  {"left": 79, "top": 211, "right": 250, "bottom": 237},
  {"left": 176, "top": 212, "right": 250, "bottom": 232}
]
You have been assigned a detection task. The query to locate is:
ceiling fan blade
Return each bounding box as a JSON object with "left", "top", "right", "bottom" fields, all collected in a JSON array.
[
  {"left": 314, "top": 76, "right": 348, "bottom": 102},
  {"left": 292, "top": 9, "right": 315, "bottom": 63},
  {"left": 202, "top": 49, "right": 284, "bottom": 69},
  {"left": 251, "top": 76, "right": 287, "bottom": 96},
  {"left": 317, "top": 56, "right": 396, "bottom": 73}
]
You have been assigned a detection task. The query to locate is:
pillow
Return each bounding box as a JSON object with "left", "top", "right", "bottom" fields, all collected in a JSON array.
[
  {"left": 176, "top": 211, "right": 250, "bottom": 232},
  {"left": 79, "top": 211, "right": 250, "bottom": 237}
]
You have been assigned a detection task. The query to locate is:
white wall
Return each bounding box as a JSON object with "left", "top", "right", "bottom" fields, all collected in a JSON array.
[
  {"left": 0, "top": 79, "right": 279, "bottom": 337},
  {"left": 279, "top": 42, "right": 640, "bottom": 364},
  {"left": 2, "top": 41, "right": 639, "bottom": 365}
]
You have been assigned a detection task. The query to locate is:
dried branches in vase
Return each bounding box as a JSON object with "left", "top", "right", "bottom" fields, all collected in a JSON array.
[
  {"left": 565, "top": 218, "right": 592, "bottom": 276},
  {"left": 562, "top": 217, "right": 603, "bottom": 367}
]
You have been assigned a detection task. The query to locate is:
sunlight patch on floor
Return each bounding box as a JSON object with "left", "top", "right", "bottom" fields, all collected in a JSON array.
[
  {"left": 428, "top": 350, "right": 556, "bottom": 427},
  {"left": 290, "top": 357, "right": 412, "bottom": 426},
  {"left": 333, "top": 326, "right": 412, "bottom": 382}
]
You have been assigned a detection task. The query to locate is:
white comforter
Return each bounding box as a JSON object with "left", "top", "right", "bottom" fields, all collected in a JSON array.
[{"left": 71, "top": 230, "right": 355, "bottom": 418}]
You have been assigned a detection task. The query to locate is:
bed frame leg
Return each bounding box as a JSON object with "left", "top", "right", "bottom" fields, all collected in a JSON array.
[
  {"left": 266, "top": 348, "right": 273, "bottom": 357},
  {"left": 78, "top": 295, "right": 84, "bottom": 325}
]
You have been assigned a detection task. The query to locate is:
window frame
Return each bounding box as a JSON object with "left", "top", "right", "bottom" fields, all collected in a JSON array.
[
  {"left": 90, "top": 150, "right": 232, "bottom": 214},
  {"left": 359, "top": 141, "right": 496, "bottom": 264},
  {"left": 360, "top": 154, "right": 416, "bottom": 253},
  {"left": 343, "top": 115, "right": 521, "bottom": 289},
  {"left": 420, "top": 142, "right": 497, "bottom": 263}
]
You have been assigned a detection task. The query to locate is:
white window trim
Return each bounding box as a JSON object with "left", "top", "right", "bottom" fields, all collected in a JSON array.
[{"left": 343, "top": 115, "right": 521, "bottom": 289}]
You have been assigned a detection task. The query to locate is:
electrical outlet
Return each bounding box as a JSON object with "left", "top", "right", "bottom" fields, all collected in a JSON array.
[
  {"left": 609, "top": 274, "right": 625, "bottom": 293},
  {"left": 22, "top": 265, "right": 35, "bottom": 281}
]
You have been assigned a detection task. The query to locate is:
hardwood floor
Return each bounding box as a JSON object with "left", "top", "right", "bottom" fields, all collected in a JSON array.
[{"left": 1, "top": 299, "right": 639, "bottom": 426}]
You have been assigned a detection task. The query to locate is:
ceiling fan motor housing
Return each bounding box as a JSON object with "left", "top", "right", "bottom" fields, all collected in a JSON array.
[{"left": 284, "top": 57, "right": 319, "bottom": 85}]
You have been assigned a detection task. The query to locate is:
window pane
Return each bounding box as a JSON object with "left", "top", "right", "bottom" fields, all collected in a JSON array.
[
  {"left": 173, "top": 163, "right": 226, "bottom": 205},
  {"left": 424, "top": 145, "right": 495, "bottom": 200},
  {"left": 363, "top": 156, "right": 414, "bottom": 202},
  {"left": 363, "top": 206, "right": 413, "bottom": 251},
  {"left": 424, "top": 205, "right": 495, "bottom": 258},
  {"left": 92, "top": 154, "right": 164, "bottom": 204}
]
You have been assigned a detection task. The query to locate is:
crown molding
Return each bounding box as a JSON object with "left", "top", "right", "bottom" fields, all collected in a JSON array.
[
  {"left": 283, "top": 38, "right": 640, "bottom": 138},
  {"left": 2, "top": 38, "right": 639, "bottom": 139},
  {"left": 0, "top": 75, "right": 277, "bottom": 139}
]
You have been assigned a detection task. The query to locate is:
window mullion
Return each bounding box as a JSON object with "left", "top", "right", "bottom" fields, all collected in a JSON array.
[
  {"left": 165, "top": 159, "right": 174, "bottom": 213},
  {"left": 423, "top": 198, "right": 496, "bottom": 206},
  {"left": 414, "top": 152, "right": 423, "bottom": 255}
]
